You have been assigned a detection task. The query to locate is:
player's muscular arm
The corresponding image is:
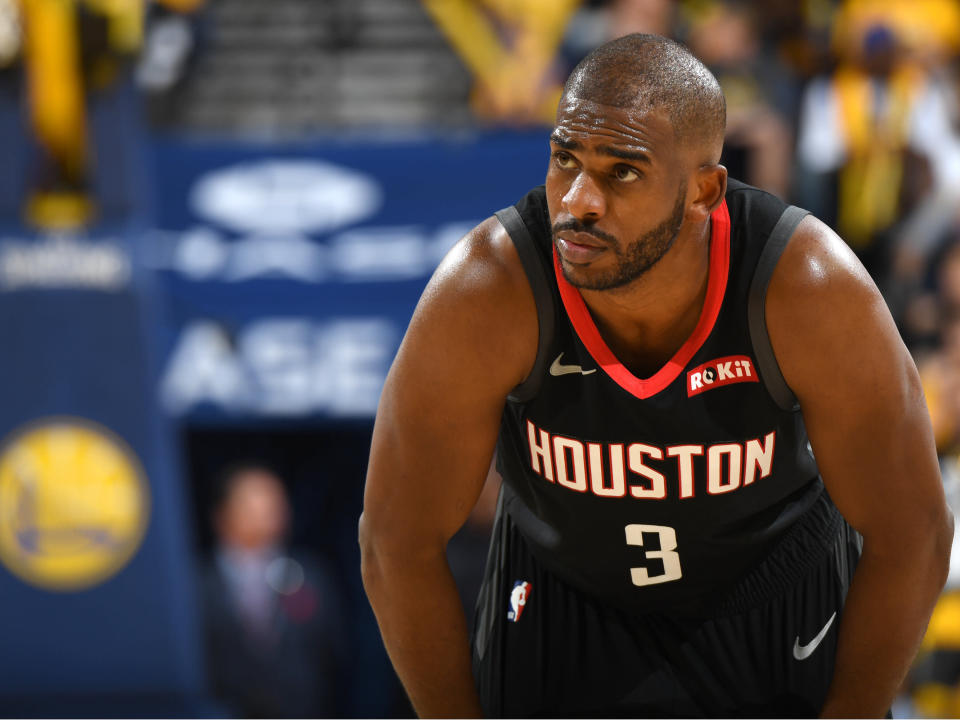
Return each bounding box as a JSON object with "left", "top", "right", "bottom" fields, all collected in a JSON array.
[
  {"left": 360, "top": 217, "right": 537, "bottom": 718},
  {"left": 767, "top": 217, "right": 953, "bottom": 718}
]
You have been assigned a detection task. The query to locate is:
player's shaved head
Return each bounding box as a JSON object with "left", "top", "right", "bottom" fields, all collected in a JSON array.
[{"left": 562, "top": 34, "right": 726, "bottom": 163}]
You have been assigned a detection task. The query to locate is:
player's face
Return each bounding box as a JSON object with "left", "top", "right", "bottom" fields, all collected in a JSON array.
[{"left": 546, "top": 96, "right": 689, "bottom": 291}]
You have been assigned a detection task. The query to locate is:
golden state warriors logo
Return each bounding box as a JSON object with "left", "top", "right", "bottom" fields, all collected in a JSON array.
[{"left": 0, "top": 418, "right": 150, "bottom": 591}]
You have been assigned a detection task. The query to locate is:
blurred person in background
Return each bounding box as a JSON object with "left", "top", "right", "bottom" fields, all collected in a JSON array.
[
  {"left": 11, "top": 0, "right": 203, "bottom": 229},
  {"left": 202, "top": 462, "right": 345, "bottom": 718},
  {"left": 795, "top": 0, "right": 960, "bottom": 286},
  {"left": 136, "top": 0, "right": 207, "bottom": 127},
  {"left": 422, "top": 0, "right": 581, "bottom": 125},
  {"left": 911, "top": 303, "right": 960, "bottom": 716},
  {"left": 905, "top": 586, "right": 960, "bottom": 717},
  {"left": 561, "top": 0, "right": 675, "bottom": 69},
  {"left": 683, "top": 1, "right": 795, "bottom": 199},
  {"left": 920, "top": 313, "right": 960, "bottom": 458},
  {"left": 904, "top": 239, "right": 960, "bottom": 715}
]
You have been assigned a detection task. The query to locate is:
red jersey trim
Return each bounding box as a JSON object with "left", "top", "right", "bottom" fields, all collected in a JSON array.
[{"left": 553, "top": 198, "right": 732, "bottom": 400}]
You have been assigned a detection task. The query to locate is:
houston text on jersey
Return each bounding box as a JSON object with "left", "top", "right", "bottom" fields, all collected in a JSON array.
[{"left": 526, "top": 420, "right": 776, "bottom": 500}]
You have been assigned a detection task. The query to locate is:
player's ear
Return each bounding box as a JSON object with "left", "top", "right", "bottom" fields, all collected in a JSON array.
[{"left": 686, "top": 164, "right": 727, "bottom": 222}]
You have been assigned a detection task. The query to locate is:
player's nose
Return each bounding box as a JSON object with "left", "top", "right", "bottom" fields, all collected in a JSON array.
[{"left": 562, "top": 171, "right": 605, "bottom": 222}]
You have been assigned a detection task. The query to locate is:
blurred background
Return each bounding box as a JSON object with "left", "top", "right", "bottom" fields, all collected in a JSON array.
[{"left": 2, "top": 0, "right": 960, "bottom": 716}]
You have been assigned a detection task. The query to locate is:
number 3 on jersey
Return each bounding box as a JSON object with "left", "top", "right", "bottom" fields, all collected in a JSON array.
[{"left": 625, "top": 524, "right": 683, "bottom": 586}]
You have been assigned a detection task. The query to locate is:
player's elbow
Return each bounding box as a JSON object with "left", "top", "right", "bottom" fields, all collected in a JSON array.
[
  {"left": 863, "top": 493, "right": 953, "bottom": 599},
  {"left": 358, "top": 510, "right": 386, "bottom": 598},
  {"left": 932, "top": 506, "right": 954, "bottom": 593},
  {"left": 359, "top": 508, "right": 438, "bottom": 600},
  {"left": 911, "top": 498, "right": 955, "bottom": 600}
]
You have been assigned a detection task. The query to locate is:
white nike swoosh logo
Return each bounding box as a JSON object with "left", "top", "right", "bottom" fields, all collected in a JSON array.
[
  {"left": 549, "top": 353, "right": 596, "bottom": 377},
  {"left": 793, "top": 611, "right": 837, "bottom": 660}
]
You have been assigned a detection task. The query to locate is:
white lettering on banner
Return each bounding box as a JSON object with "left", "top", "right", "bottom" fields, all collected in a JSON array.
[
  {"left": 331, "top": 227, "right": 440, "bottom": 281},
  {"left": 147, "top": 221, "right": 475, "bottom": 283},
  {"left": 173, "top": 227, "right": 230, "bottom": 280},
  {"left": 0, "top": 235, "right": 131, "bottom": 290},
  {"left": 160, "top": 324, "right": 252, "bottom": 412},
  {"left": 160, "top": 318, "right": 396, "bottom": 417},
  {"left": 189, "top": 160, "right": 383, "bottom": 235},
  {"left": 225, "top": 234, "right": 329, "bottom": 282},
  {"left": 241, "top": 320, "right": 316, "bottom": 415}
]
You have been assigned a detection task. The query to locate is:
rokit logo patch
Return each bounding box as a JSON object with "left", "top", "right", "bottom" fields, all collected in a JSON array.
[{"left": 687, "top": 355, "right": 759, "bottom": 397}]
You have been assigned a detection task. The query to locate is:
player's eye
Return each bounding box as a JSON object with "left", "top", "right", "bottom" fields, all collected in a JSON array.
[
  {"left": 614, "top": 165, "right": 640, "bottom": 183},
  {"left": 553, "top": 151, "right": 576, "bottom": 169}
]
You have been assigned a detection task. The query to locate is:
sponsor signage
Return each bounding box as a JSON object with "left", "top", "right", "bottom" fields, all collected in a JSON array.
[
  {"left": 0, "top": 234, "right": 131, "bottom": 291},
  {"left": 147, "top": 132, "right": 548, "bottom": 421}
]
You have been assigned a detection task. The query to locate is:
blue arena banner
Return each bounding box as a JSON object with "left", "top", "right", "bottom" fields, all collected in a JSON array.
[{"left": 145, "top": 131, "right": 550, "bottom": 423}]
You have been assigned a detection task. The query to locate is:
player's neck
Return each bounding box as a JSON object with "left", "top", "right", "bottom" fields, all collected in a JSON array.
[{"left": 578, "top": 220, "right": 711, "bottom": 376}]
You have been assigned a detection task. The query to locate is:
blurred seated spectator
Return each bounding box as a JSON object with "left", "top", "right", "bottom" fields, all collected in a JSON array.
[
  {"left": 917, "top": 241, "right": 960, "bottom": 446},
  {"left": 422, "top": 0, "right": 580, "bottom": 125},
  {"left": 136, "top": 0, "right": 207, "bottom": 128},
  {"left": 0, "top": 0, "right": 19, "bottom": 69},
  {"left": 903, "top": 462, "right": 960, "bottom": 717},
  {"left": 562, "top": 0, "right": 675, "bottom": 68},
  {"left": 606, "top": 0, "right": 673, "bottom": 37},
  {"left": 201, "top": 462, "right": 345, "bottom": 718},
  {"left": 684, "top": 1, "right": 795, "bottom": 199},
  {"left": 907, "top": 590, "right": 960, "bottom": 717},
  {"left": 12, "top": 0, "right": 204, "bottom": 229},
  {"left": 832, "top": 0, "right": 960, "bottom": 69},
  {"left": 919, "top": 311, "right": 960, "bottom": 455},
  {"left": 795, "top": 3, "right": 960, "bottom": 282}
]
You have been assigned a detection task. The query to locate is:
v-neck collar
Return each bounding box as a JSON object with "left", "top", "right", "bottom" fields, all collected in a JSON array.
[{"left": 552, "top": 199, "right": 732, "bottom": 399}]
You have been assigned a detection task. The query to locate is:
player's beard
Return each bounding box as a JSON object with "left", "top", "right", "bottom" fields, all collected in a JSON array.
[{"left": 554, "top": 181, "right": 687, "bottom": 291}]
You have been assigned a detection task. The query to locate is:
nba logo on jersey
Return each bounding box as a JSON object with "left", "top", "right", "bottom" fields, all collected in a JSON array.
[{"left": 507, "top": 580, "right": 532, "bottom": 622}]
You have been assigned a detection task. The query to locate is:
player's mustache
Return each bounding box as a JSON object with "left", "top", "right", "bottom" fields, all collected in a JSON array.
[{"left": 551, "top": 220, "right": 618, "bottom": 246}]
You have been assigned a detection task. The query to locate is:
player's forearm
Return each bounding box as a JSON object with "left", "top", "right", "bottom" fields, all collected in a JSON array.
[
  {"left": 360, "top": 521, "right": 484, "bottom": 718},
  {"left": 820, "top": 522, "right": 952, "bottom": 718}
]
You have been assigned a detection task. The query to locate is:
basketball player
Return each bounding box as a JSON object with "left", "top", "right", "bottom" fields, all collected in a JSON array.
[{"left": 360, "top": 34, "right": 953, "bottom": 717}]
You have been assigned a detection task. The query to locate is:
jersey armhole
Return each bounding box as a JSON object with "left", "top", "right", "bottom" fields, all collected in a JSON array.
[
  {"left": 494, "top": 206, "right": 555, "bottom": 403},
  {"left": 748, "top": 205, "right": 810, "bottom": 412}
]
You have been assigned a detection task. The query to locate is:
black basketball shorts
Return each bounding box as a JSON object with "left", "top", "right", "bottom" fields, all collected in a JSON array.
[{"left": 471, "top": 490, "right": 861, "bottom": 718}]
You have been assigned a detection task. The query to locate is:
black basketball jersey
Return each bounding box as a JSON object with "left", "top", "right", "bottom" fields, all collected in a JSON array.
[{"left": 494, "top": 180, "right": 824, "bottom": 616}]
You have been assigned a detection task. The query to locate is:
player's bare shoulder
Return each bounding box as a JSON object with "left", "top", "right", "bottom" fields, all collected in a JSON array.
[
  {"left": 764, "top": 214, "right": 911, "bottom": 403},
  {"left": 423, "top": 216, "right": 533, "bottom": 311},
  {"left": 768, "top": 215, "right": 876, "bottom": 304},
  {"left": 399, "top": 214, "right": 539, "bottom": 399}
]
